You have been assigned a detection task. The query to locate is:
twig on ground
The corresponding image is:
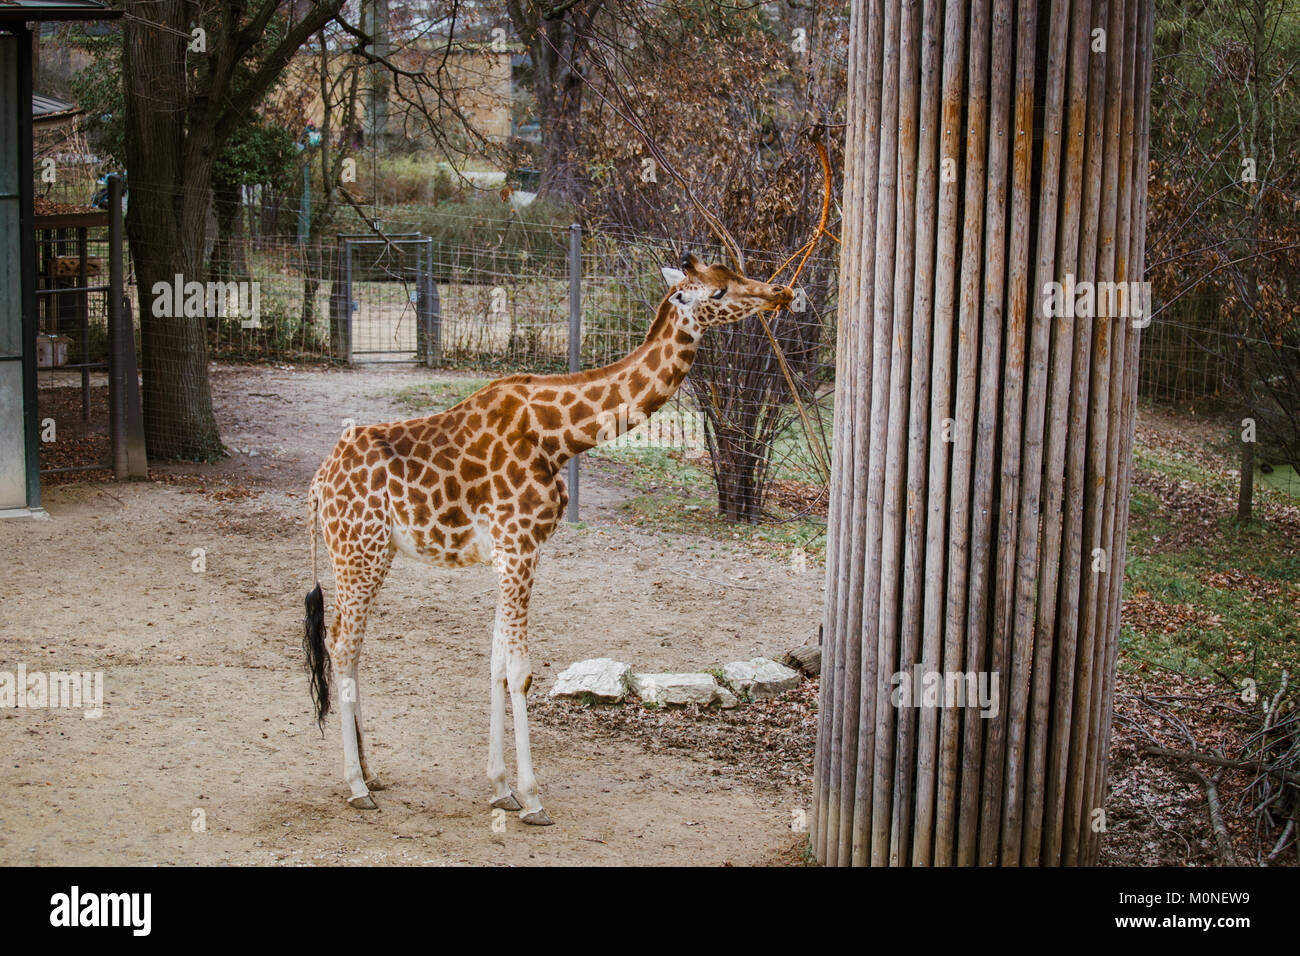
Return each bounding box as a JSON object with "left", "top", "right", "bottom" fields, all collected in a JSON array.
[
  {"left": 1264, "top": 815, "right": 1295, "bottom": 865},
  {"left": 1195, "top": 766, "right": 1236, "bottom": 866}
]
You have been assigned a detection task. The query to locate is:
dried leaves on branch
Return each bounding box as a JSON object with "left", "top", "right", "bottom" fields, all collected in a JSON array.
[{"left": 572, "top": 2, "right": 847, "bottom": 522}]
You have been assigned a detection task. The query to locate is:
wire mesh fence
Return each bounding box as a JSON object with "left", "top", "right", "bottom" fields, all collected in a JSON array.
[
  {"left": 33, "top": 174, "right": 1296, "bottom": 522},
  {"left": 1140, "top": 316, "right": 1227, "bottom": 406},
  {"left": 188, "top": 208, "right": 841, "bottom": 525},
  {"left": 1140, "top": 295, "right": 1300, "bottom": 470},
  {"left": 33, "top": 198, "right": 115, "bottom": 478}
]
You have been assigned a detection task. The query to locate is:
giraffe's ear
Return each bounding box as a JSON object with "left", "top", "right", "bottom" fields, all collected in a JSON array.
[{"left": 661, "top": 266, "right": 686, "bottom": 287}]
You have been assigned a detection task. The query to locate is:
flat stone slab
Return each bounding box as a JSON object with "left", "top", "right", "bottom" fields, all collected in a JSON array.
[
  {"left": 549, "top": 658, "right": 632, "bottom": 702},
  {"left": 630, "top": 672, "right": 735, "bottom": 708},
  {"left": 722, "top": 658, "right": 802, "bottom": 698}
]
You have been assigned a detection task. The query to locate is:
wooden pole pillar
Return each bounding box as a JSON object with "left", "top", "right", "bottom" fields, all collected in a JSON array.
[
  {"left": 813, "top": 0, "right": 1154, "bottom": 866},
  {"left": 108, "top": 174, "right": 147, "bottom": 481}
]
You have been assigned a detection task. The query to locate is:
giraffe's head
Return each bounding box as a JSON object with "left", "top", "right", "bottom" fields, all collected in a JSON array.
[{"left": 660, "top": 253, "right": 794, "bottom": 327}]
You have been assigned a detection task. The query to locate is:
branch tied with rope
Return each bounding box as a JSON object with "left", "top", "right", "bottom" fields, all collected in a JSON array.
[
  {"left": 576, "top": 35, "right": 840, "bottom": 490},
  {"left": 755, "top": 134, "right": 839, "bottom": 485},
  {"left": 688, "top": 132, "right": 839, "bottom": 488}
]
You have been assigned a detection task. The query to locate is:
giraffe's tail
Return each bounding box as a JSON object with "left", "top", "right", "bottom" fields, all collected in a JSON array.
[{"left": 304, "top": 484, "right": 330, "bottom": 733}]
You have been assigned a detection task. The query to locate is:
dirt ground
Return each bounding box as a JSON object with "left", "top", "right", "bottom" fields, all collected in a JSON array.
[{"left": 0, "top": 364, "right": 822, "bottom": 866}]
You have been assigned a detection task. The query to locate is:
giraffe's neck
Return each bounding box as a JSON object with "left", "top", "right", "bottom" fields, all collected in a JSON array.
[{"left": 539, "top": 297, "right": 702, "bottom": 462}]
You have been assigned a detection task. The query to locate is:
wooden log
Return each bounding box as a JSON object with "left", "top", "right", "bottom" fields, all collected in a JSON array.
[
  {"left": 783, "top": 643, "right": 823, "bottom": 677},
  {"left": 1087, "top": 0, "right": 1153, "bottom": 864},
  {"left": 1018, "top": 0, "right": 1073, "bottom": 867},
  {"left": 819, "top": 0, "right": 888, "bottom": 867},
  {"left": 992, "top": 0, "right": 1044, "bottom": 865},
  {"left": 892, "top": 0, "right": 942, "bottom": 865},
  {"left": 1079, "top": 0, "right": 1136, "bottom": 862},
  {"left": 1063, "top": 0, "right": 1117, "bottom": 865},
  {"left": 934, "top": 0, "right": 989, "bottom": 867},
  {"left": 956, "top": 0, "right": 1013, "bottom": 868},
  {"left": 875, "top": 0, "right": 920, "bottom": 866},
  {"left": 852, "top": 0, "right": 898, "bottom": 867},
  {"left": 912, "top": 0, "right": 965, "bottom": 866},
  {"left": 977, "top": 0, "right": 1035, "bottom": 865},
  {"left": 813, "top": 0, "right": 867, "bottom": 865},
  {"left": 1042, "top": 0, "right": 1098, "bottom": 866},
  {"left": 813, "top": 0, "right": 1153, "bottom": 867}
]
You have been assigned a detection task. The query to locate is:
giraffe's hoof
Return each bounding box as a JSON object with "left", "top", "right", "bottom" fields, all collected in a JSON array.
[
  {"left": 520, "top": 807, "right": 554, "bottom": 826},
  {"left": 347, "top": 793, "right": 378, "bottom": 810},
  {"left": 365, "top": 776, "right": 388, "bottom": 791},
  {"left": 490, "top": 791, "right": 522, "bottom": 811}
]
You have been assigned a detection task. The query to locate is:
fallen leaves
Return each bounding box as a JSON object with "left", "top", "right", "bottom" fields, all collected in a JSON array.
[
  {"left": 1201, "top": 568, "right": 1299, "bottom": 606},
  {"left": 532, "top": 679, "right": 819, "bottom": 792},
  {"left": 1123, "top": 594, "right": 1223, "bottom": 636}
]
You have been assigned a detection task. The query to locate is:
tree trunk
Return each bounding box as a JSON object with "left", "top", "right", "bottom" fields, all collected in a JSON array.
[
  {"left": 1238, "top": 430, "right": 1254, "bottom": 523},
  {"left": 812, "top": 0, "right": 1155, "bottom": 866},
  {"left": 534, "top": 55, "right": 585, "bottom": 203},
  {"left": 510, "top": 1, "right": 604, "bottom": 205},
  {"left": 120, "top": 0, "right": 345, "bottom": 454},
  {"left": 123, "top": 2, "right": 223, "bottom": 460},
  {"left": 1235, "top": 0, "right": 1266, "bottom": 525},
  {"left": 710, "top": 428, "right": 763, "bottom": 523}
]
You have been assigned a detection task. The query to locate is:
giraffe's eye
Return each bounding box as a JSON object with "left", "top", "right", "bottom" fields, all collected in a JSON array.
[{"left": 710, "top": 287, "right": 726, "bottom": 300}]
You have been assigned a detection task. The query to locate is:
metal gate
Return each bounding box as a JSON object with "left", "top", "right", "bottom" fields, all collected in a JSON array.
[{"left": 330, "top": 234, "right": 440, "bottom": 364}]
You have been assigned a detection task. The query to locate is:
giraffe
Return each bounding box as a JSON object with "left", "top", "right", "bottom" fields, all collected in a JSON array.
[{"left": 303, "top": 253, "right": 794, "bottom": 824}]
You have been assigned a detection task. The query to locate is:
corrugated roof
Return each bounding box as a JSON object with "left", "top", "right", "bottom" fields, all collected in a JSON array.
[
  {"left": 0, "top": 0, "right": 121, "bottom": 23},
  {"left": 32, "top": 92, "right": 76, "bottom": 117},
  {"left": 32, "top": 92, "right": 80, "bottom": 126}
]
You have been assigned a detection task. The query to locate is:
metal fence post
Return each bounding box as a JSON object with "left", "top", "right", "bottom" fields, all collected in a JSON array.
[
  {"left": 423, "top": 238, "right": 441, "bottom": 367},
  {"left": 566, "top": 222, "right": 581, "bottom": 523},
  {"left": 343, "top": 239, "right": 354, "bottom": 365}
]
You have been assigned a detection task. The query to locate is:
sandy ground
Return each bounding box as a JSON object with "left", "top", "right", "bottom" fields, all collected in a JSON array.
[{"left": 0, "top": 364, "right": 822, "bottom": 866}]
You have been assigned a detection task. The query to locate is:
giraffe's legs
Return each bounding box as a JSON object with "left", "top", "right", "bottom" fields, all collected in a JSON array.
[
  {"left": 508, "top": 655, "right": 549, "bottom": 825},
  {"left": 352, "top": 670, "right": 386, "bottom": 791},
  {"left": 337, "top": 665, "right": 374, "bottom": 809},
  {"left": 328, "top": 551, "right": 391, "bottom": 811},
  {"left": 486, "top": 633, "right": 521, "bottom": 811},
  {"left": 488, "top": 547, "right": 551, "bottom": 825}
]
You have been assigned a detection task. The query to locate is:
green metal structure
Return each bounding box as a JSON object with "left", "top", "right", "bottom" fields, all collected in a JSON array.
[{"left": 0, "top": 0, "right": 120, "bottom": 517}]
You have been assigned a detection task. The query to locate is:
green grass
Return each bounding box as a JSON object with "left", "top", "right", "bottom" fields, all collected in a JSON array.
[
  {"left": 1120, "top": 475, "right": 1300, "bottom": 688},
  {"left": 588, "top": 444, "right": 828, "bottom": 563},
  {"left": 377, "top": 194, "right": 577, "bottom": 267},
  {"left": 1133, "top": 431, "right": 1299, "bottom": 509},
  {"left": 1259, "top": 462, "right": 1300, "bottom": 497}
]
